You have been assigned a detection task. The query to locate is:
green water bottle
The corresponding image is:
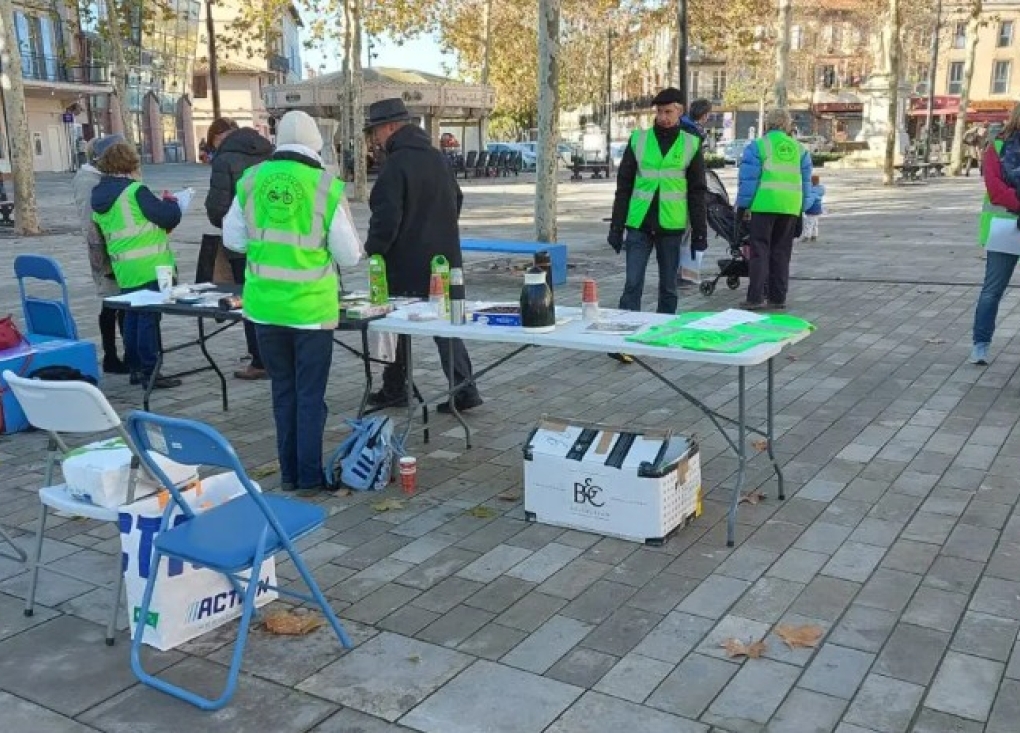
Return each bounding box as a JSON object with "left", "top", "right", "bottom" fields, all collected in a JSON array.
[
  {"left": 430, "top": 255, "right": 451, "bottom": 317},
  {"left": 368, "top": 254, "right": 389, "bottom": 305}
]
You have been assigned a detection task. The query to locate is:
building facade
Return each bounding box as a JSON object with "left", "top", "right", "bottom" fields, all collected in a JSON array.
[
  {"left": 191, "top": 1, "right": 303, "bottom": 159},
  {"left": 0, "top": 0, "right": 112, "bottom": 173},
  {"left": 928, "top": 0, "right": 1020, "bottom": 126}
]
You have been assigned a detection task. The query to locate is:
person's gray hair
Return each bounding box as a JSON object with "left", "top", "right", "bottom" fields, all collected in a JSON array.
[{"left": 765, "top": 109, "right": 792, "bottom": 133}]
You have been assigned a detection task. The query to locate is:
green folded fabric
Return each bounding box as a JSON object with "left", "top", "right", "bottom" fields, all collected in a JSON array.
[{"left": 625, "top": 312, "right": 815, "bottom": 353}]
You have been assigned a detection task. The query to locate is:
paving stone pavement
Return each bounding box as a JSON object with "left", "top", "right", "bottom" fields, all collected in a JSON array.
[{"left": 1, "top": 164, "right": 1018, "bottom": 731}]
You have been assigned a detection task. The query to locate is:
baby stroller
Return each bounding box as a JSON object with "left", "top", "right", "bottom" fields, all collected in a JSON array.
[{"left": 699, "top": 169, "right": 751, "bottom": 296}]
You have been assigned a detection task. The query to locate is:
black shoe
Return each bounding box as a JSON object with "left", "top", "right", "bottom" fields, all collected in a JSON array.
[
  {"left": 608, "top": 352, "right": 634, "bottom": 364},
  {"left": 140, "top": 374, "right": 182, "bottom": 389},
  {"left": 130, "top": 371, "right": 142, "bottom": 385},
  {"left": 437, "top": 393, "right": 484, "bottom": 414},
  {"left": 368, "top": 389, "right": 409, "bottom": 408},
  {"left": 103, "top": 357, "right": 131, "bottom": 374}
]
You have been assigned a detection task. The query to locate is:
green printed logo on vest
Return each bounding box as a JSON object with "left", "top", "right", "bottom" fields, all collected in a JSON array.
[
  {"left": 258, "top": 173, "right": 306, "bottom": 224},
  {"left": 773, "top": 138, "right": 798, "bottom": 162}
]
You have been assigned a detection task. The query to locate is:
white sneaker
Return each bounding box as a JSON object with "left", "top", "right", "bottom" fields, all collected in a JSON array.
[{"left": 970, "top": 343, "right": 990, "bottom": 365}]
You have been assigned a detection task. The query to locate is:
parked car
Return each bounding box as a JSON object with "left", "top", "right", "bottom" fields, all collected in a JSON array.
[
  {"left": 514, "top": 141, "right": 574, "bottom": 167},
  {"left": 486, "top": 142, "right": 537, "bottom": 171},
  {"left": 798, "top": 135, "right": 835, "bottom": 153},
  {"left": 722, "top": 138, "right": 751, "bottom": 165},
  {"left": 610, "top": 141, "right": 628, "bottom": 168}
]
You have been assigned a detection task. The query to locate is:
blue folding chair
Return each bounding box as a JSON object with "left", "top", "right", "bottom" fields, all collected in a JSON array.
[
  {"left": 14, "top": 254, "right": 79, "bottom": 340},
  {"left": 124, "top": 411, "right": 353, "bottom": 710}
]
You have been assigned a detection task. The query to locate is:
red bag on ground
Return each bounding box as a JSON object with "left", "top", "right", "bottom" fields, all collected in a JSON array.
[{"left": 0, "top": 316, "right": 25, "bottom": 352}]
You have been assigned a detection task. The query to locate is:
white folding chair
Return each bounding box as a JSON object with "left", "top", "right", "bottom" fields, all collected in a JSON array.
[{"left": 3, "top": 370, "right": 148, "bottom": 645}]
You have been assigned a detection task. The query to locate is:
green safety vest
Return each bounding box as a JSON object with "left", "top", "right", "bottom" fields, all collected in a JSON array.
[
  {"left": 626, "top": 312, "right": 815, "bottom": 353},
  {"left": 91, "top": 181, "right": 174, "bottom": 289},
  {"left": 979, "top": 139, "right": 1015, "bottom": 245},
  {"left": 625, "top": 127, "right": 700, "bottom": 230},
  {"left": 237, "top": 160, "right": 344, "bottom": 328},
  {"left": 750, "top": 131, "right": 805, "bottom": 216}
]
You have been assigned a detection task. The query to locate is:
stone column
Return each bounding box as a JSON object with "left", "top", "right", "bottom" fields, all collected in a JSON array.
[
  {"left": 180, "top": 96, "right": 196, "bottom": 162},
  {"left": 855, "top": 73, "right": 910, "bottom": 164},
  {"left": 146, "top": 92, "right": 164, "bottom": 164}
]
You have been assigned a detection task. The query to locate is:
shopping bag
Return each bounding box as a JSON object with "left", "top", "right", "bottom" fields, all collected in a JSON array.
[
  {"left": 195, "top": 234, "right": 236, "bottom": 284},
  {"left": 679, "top": 250, "right": 704, "bottom": 284},
  {"left": 369, "top": 331, "right": 397, "bottom": 363},
  {"left": 63, "top": 437, "right": 198, "bottom": 508},
  {"left": 119, "top": 472, "right": 278, "bottom": 651}
]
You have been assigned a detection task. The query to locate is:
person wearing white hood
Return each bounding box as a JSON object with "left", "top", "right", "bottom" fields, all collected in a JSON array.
[
  {"left": 223, "top": 110, "right": 363, "bottom": 494},
  {"left": 72, "top": 133, "right": 129, "bottom": 373}
]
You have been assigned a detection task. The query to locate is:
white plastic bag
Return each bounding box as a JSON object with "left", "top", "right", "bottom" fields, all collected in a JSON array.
[
  {"left": 679, "top": 250, "right": 704, "bottom": 284},
  {"left": 118, "top": 472, "right": 278, "bottom": 650},
  {"left": 62, "top": 437, "right": 198, "bottom": 508},
  {"left": 369, "top": 330, "right": 398, "bottom": 363}
]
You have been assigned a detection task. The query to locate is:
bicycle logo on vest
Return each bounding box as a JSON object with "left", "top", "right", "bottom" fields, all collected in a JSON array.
[
  {"left": 258, "top": 172, "right": 306, "bottom": 224},
  {"left": 774, "top": 139, "right": 798, "bottom": 162}
]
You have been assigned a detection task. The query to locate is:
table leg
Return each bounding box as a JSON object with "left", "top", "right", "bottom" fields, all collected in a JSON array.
[
  {"left": 727, "top": 366, "right": 747, "bottom": 548},
  {"left": 356, "top": 327, "right": 373, "bottom": 418},
  {"left": 447, "top": 338, "right": 472, "bottom": 450},
  {"left": 401, "top": 337, "right": 416, "bottom": 446},
  {"left": 766, "top": 358, "right": 785, "bottom": 501},
  {"left": 197, "top": 318, "right": 228, "bottom": 411},
  {"left": 143, "top": 315, "right": 164, "bottom": 412}
]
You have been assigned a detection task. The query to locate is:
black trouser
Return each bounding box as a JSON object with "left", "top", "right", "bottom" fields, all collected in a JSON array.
[
  {"left": 229, "top": 257, "right": 264, "bottom": 369},
  {"left": 747, "top": 213, "right": 798, "bottom": 306},
  {"left": 98, "top": 305, "right": 124, "bottom": 361},
  {"left": 382, "top": 335, "right": 480, "bottom": 401}
]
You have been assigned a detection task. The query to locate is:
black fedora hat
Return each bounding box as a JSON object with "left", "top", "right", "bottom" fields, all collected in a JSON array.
[{"left": 364, "top": 98, "right": 412, "bottom": 131}]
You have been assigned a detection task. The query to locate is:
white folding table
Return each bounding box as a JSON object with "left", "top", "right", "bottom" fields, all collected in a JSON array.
[{"left": 370, "top": 307, "right": 810, "bottom": 546}]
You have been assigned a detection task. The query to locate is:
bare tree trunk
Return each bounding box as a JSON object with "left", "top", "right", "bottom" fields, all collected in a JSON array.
[
  {"left": 340, "top": 8, "right": 351, "bottom": 181},
  {"left": 535, "top": 0, "right": 560, "bottom": 243},
  {"left": 478, "top": 0, "right": 493, "bottom": 145},
  {"left": 349, "top": 0, "right": 367, "bottom": 201},
  {"left": 950, "top": 1, "right": 981, "bottom": 175},
  {"left": 882, "top": 0, "right": 902, "bottom": 186},
  {"left": 775, "top": 0, "right": 792, "bottom": 109},
  {"left": 105, "top": 0, "right": 137, "bottom": 144},
  {"left": 0, "top": 0, "right": 41, "bottom": 234},
  {"left": 206, "top": 0, "right": 222, "bottom": 119}
]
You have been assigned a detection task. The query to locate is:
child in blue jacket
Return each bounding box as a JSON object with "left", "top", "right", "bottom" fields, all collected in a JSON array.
[{"left": 802, "top": 175, "right": 825, "bottom": 241}]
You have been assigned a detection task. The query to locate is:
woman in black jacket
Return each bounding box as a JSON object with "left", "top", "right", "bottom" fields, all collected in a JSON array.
[{"left": 204, "top": 118, "right": 274, "bottom": 379}]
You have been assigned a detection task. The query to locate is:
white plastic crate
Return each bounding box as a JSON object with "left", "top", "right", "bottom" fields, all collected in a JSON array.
[{"left": 523, "top": 417, "right": 702, "bottom": 545}]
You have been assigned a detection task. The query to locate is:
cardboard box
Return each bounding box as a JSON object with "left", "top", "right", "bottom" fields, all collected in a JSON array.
[{"left": 523, "top": 417, "right": 701, "bottom": 545}]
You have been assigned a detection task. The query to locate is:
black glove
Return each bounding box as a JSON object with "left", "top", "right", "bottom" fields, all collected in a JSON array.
[
  {"left": 690, "top": 236, "right": 708, "bottom": 258},
  {"left": 607, "top": 228, "right": 623, "bottom": 253}
]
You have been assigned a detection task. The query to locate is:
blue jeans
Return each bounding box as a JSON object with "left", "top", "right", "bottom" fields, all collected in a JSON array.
[
  {"left": 121, "top": 282, "right": 160, "bottom": 376},
  {"left": 974, "top": 250, "right": 1019, "bottom": 344},
  {"left": 618, "top": 228, "right": 682, "bottom": 314},
  {"left": 255, "top": 325, "right": 334, "bottom": 489}
]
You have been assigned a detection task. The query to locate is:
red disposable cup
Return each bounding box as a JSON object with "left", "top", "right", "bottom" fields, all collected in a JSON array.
[
  {"left": 582, "top": 278, "right": 598, "bottom": 303},
  {"left": 429, "top": 273, "right": 445, "bottom": 297},
  {"left": 399, "top": 456, "right": 417, "bottom": 495}
]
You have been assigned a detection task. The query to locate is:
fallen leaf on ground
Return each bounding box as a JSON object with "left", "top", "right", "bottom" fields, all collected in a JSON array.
[
  {"left": 407, "top": 654, "right": 422, "bottom": 664},
  {"left": 721, "top": 637, "right": 767, "bottom": 659},
  {"left": 925, "top": 337, "right": 946, "bottom": 345},
  {"left": 496, "top": 490, "right": 522, "bottom": 502},
  {"left": 342, "top": 489, "right": 353, "bottom": 497},
  {"left": 751, "top": 439, "right": 769, "bottom": 452},
  {"left": 467, "top": 506, "right": 497, "bottom": 519},
  {"left": 371, "top": 498, "right": 405, "bottom": 512},
  {"left": 262, "top": 609, "right": 324, "bottom": 636},
  {"left": 776, "top": 624, "right": 824, "bottom": 649},
  {"left": 739, "top": 490, "right": 767, "bottom": 505},
  {"left": 250, "top": 461, "right": 280, "bottom": 479},
  {"left": 787, "top": 355, "right": 798, "bottom": 361}
]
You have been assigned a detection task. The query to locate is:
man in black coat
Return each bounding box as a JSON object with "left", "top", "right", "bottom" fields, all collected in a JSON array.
[
  {"left": 204, "top": 124, "right": 274, "bottom": 379},
  {"left": 364, "top": 98, "right": 482, "bottom": 413},
  {"left": 607, "top": 87, "right": 708, "bottom": 364}
]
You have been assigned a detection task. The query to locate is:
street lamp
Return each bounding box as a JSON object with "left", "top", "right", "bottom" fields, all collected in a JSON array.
[{"left": 923, "top": 0, "right": 943, "bottom": 165}]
